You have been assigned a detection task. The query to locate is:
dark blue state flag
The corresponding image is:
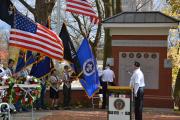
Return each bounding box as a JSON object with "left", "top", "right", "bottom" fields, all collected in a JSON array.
[
  {"left": 15, "top": 50, "right": 38, "bottom": 73},
  {"left": 30, "top": 56, "right": 54, "bottom": 78},
  {"left": 25, "top": 51, "right": 37, "bottom": 66},
  {"left": 77, "top": 38, "right": 100, "bottom": 97},
  {"left": 15, "top": 50, "right": 26, "bottom": 73}
]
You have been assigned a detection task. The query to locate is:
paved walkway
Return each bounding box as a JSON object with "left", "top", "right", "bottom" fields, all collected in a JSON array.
[
  {"left": 5, "top": 108, "right": 180, "bottom": 120},
  {"left": 143, "top": 108, "right": 180, "bottom": 120}
]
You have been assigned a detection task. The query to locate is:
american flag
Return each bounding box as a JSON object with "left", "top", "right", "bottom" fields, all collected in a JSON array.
[
  {"left": 66, "top": 0, "right": 100, "bottom": 24},
  {"left": 9, "top": 11, "right": 64, "bottom": 61}
]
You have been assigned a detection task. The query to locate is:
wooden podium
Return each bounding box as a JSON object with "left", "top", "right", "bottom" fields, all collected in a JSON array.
[{"left": 108, "top": 86, "right": 132, "bottom": 120}]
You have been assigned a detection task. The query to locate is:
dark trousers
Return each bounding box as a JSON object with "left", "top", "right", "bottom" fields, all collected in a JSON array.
[
  {"left": 102, "top": 82, "right": 114, "bottom": 108},
  {"left": 99, "top": 76, "right": 103, "bottom": 94},
  {"left": 40, "top": 83, "right": 46, "bottom": 107},
  {"left": 36, "top": 83, "right": 46, "bottom": 109},
  {"left": 63, "top": 85, "right": 71, "bottom": 107},
  {"left": 135, "top": 87, "right": 144, "bottom": 120},
  {"left": 102, "top": 82, "right": 107, "bottom": 108}
]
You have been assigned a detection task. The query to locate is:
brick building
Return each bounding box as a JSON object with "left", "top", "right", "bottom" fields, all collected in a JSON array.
[{"left": 102, "top": 11, "right": 179, "bottom": 108}]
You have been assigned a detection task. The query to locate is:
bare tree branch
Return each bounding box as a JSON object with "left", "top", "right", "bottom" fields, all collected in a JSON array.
[
  {"left": 136, "top": 0, "right": 152, "bottom": 11},
  {"left": 136, "top": 0, "right": 144, "bottom": 10},
  {"left": 94, "top": 0, "right": 102, "bottom": 46},
  {"left": 18, "top": 0, "right": 35, "bottom": 14},
  {"left": 82, "top": 16, "right": 89, "bottom": 36},
  {"left": 67, "top": 24, "right": 81, "bottom": 35},
  {"left": 70, "top": 34, "right": 81, "bottom": 47},
  {"left": 47, "top": 0, "right": 56, "bottom": 15},
  {"left": 72, "top": 13, "right": 87, "bottom": 38},
  {"left": 153, "top": 0, "right": 163, "bottom": 11},
  {"left": 99, "top": 0, "right": 105, "bottom": 19}
]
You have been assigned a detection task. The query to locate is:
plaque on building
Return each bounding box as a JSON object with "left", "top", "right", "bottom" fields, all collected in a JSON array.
[{"left": 119, "top": 52, "right": 159, "bottom": 89}]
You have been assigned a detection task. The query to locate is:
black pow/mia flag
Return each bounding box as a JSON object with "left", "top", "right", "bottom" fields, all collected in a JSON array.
[
  {"left": 0, "top": 0, "right": 14, "bottom": 27},
  {"left": 59, "top": 23, "right": 81, "bottom": 76}
]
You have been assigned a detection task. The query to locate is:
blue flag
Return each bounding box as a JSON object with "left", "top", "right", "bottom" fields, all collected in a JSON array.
[
  {"left": 15, "top": 50, "right": 38, "bottom": 73},
  {"left": 15, "top": 50, "right": 26, "bottom": 73},
  {"left": 77, "top": 38, "right": 100, "bottom": 97},
  {"left": 30, "top": 56, "right": 54, "bottom": 78},
  {"left": 25, "top": 51, "right": 38, "bottom": 66}
]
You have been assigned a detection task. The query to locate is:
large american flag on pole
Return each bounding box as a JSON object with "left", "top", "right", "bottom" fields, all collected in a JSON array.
[
  {"left": 66, "top": 0, "right": 100, "bottom": 24},
  {"left": 9, "top": 11, "right": 64, "bottom": 61}
]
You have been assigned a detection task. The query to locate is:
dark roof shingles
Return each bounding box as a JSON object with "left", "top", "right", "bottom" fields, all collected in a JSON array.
[{"left": 103, "top": 12, "right": 179, "bottom": 23}]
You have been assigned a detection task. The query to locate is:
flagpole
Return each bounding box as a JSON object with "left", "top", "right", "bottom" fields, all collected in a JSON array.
[
  {"left": 77, "top": 71, "right": 83, "bottom": 78},
  {"left": 56, "top": 0, "right": 61, "bottom": 34},
  {"left": 55, "top": 0, "right": 61, "bottom": 68}
]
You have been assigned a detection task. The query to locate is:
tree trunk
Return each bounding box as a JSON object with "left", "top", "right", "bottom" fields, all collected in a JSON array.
[
  {"left": 112, "top": 0, "right": 116, "bottom": 15},
  {"left": 91, "top": 0, "right": 103, "bottom": 58},
  {"left": 102, "top": 0, "right": 122, "bottom": 68},
  {"left": 19, "top": 0, "right": 56, "bottom": 25},
  {"left": 34, "top": 0, "right": 49, "bottom": 24},
  {"left": 174, "top": 68, "right": 180, "bottom": 110},
  {"left": 103, "top": 29, "right": 111, "bottom": 68},
  {"left": 116, "top": 0, "right": 122, "bottom": 14},
  {"left": 70, "top": 0, "right": 103, "bottom": 58},
  {"left": 103, "top": 0, "right": 113, "bottom": 18}
]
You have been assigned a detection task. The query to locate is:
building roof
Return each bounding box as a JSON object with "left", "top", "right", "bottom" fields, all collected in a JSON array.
[{"left": 103, "top": 11, "right": 179, "bottom": 23}]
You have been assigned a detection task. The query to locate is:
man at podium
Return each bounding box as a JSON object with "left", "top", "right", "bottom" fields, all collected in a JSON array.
[{"left": 130, "top": 61, "right": 145, "bottom": 120}]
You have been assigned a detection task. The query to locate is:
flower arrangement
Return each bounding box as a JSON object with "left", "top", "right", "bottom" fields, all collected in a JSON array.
[{"left": 0, "top": 76, "right": 41, "bottom": 107}]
